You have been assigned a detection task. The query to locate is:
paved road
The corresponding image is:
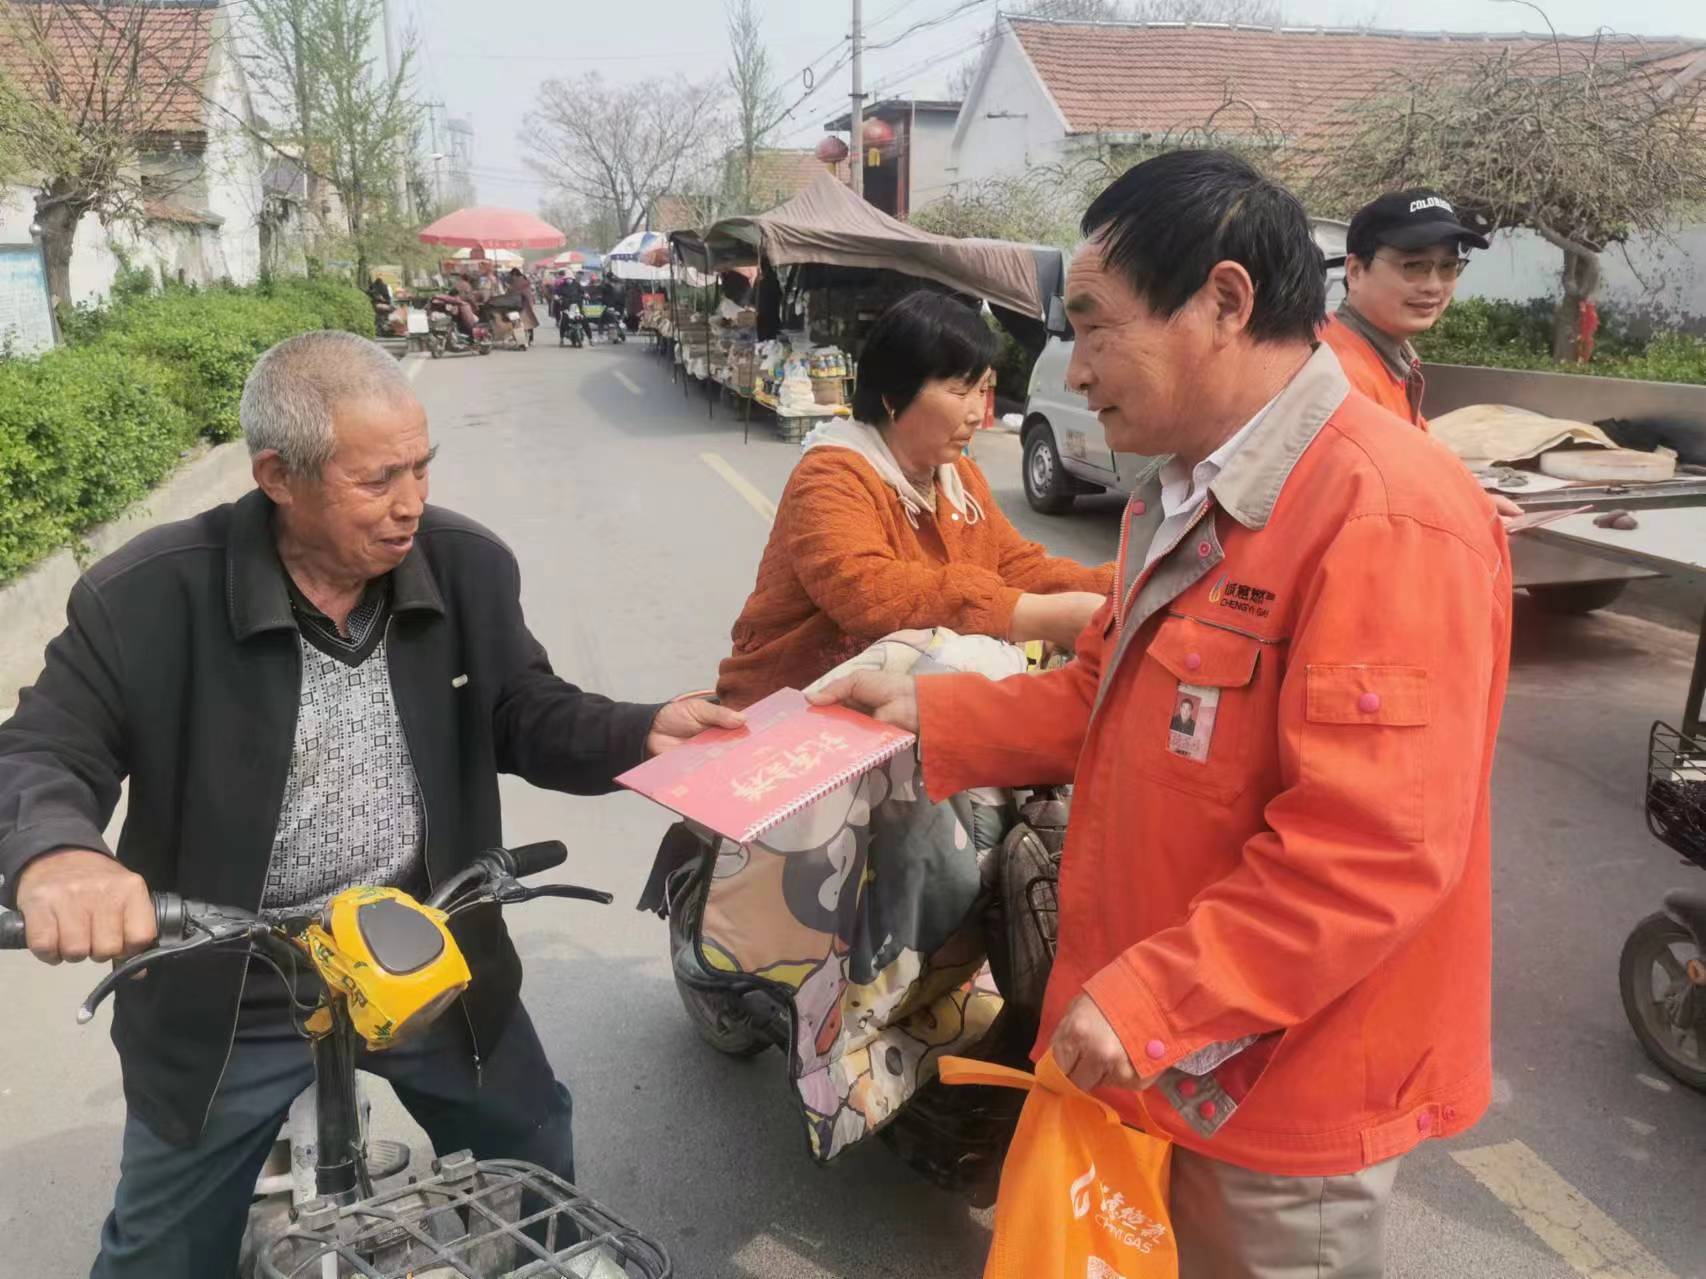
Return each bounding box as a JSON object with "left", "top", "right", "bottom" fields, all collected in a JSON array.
[{"left": 4, "top": 337, "right": 1705, "bottom": 1278}]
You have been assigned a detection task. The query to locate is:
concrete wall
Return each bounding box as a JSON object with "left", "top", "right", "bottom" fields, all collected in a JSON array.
[
  {"left": 945, "top": 31, "right": 1070, "bottom": 192},
  {"left": 1458, "top": 225, "right": 1706, "bottom": 332},
  {"left": 906, "top": 112, "right": 960, "bottom": 213},
  {"left": 198, "top": 38, "right": 265, "bottom": 287}
]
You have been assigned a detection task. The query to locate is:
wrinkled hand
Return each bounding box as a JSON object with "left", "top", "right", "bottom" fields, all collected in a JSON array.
[
  {"left": 806, "top": 671, "right": 919, "bottom": 732},
  {"left": 647, "top": 699, "right": 746, "bottom": 757},
  {"left": 1051, "top": 993, "right": 1150, "bottom": 1093},
  {"left": 14, "top": 848, "right": 155, "bottom": 965}
]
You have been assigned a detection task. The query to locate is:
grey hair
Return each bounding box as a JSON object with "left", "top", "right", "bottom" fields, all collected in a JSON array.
[{"left": 240, "top": 330, "right": 417, "bottom": 475}]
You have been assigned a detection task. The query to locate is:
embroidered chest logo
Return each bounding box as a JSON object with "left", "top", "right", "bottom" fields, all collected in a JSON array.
[{"left": 1207, "top": 575, "right": 1276, "bottom": 618}]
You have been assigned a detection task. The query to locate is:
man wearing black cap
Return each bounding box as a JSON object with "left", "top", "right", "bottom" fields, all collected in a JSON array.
[{"left": 1321, "top": 188, "right": 1490, "bottom": 431}]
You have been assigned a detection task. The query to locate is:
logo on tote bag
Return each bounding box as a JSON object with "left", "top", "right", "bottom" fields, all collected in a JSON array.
[{"left": 1070, "top": 1163, "right": 1097, "bottom": 1219}]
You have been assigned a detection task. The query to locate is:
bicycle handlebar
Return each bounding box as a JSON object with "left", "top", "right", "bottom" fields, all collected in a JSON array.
[
  {"left": 495, "top": 840, "right": 568, "bottom": 879},
  {"left": 0, "top": 841, "right": 576, "bottom": 952},
  {"left": 0, "top": 890, "right": 225, "bottom": 951}
]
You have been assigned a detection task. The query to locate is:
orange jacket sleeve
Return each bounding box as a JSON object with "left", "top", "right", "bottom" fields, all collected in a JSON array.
[
  {"left": 915, "top": 600, "right": 1112, "bottom": 793},
  {"left": 1083, "top": 513, "right": 1509, "bottom": 1069},
  {"left": 966, "top": 461, "right": 1116, "bottom": 596},
  {"left": 779, "top": 457, "right": 1023, "bottom": 640}
]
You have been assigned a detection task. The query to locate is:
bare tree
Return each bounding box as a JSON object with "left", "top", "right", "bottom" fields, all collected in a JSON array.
[
  {"left": 300, "top": 0, "right": 418, "bottom": 281},
  {"left": 522, "top": 73, "right": 726, "bottom": 237},
  {"left": 1306, "top": 38, "right": 1706, "bottom": 360},
  {"left": 0, "top": 0, "right": 215, "bottom": 309},
  {"left": 241, "top": 0, "right": 326, "bottom": 236},
  {"left": 725, "top": 0, "right": 780, "bottom": 212}
]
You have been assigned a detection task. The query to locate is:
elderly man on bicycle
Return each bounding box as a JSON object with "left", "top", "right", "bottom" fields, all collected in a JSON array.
[{"left": 0, "top": 329, "right": 737, "bottom": 1277}]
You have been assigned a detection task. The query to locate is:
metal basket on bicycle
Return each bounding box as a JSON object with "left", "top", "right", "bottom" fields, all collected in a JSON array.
[
  {"left": 1646, "top": 721, "right": 1706, "bottom": 870},
  {"left": 259, "top": 1153, "right": 670, "bottom": 1279}
]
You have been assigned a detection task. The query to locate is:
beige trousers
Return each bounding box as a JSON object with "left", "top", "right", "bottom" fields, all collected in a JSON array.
[{"left": 1169, "top": 1148, "right": 1402, "bottom": 1278}]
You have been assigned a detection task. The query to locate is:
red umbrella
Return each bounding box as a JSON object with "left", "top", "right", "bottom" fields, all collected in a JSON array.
[{"left": 418, "top": 206, "right": 565, "bottom": 251}]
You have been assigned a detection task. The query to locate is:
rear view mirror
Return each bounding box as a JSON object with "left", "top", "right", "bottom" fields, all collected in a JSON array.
[{"left": 1046, "top": 294, "right": 1073, "bottom": 339}]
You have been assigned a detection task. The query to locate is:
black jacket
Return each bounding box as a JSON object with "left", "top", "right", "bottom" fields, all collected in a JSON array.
[{"left": 0, "top": 490, "right": 659, "bottom": 1145}]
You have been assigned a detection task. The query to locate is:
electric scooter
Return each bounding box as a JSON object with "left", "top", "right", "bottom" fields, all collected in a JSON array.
[{"left": 1, "top": 842, "right": 671, "bottom": 1278}]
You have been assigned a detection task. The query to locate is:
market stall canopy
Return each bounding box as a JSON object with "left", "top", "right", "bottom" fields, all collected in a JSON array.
[
  {"left": 606, "top": 230, "right": 669, "bottom": 261},
  {"left": 418, "top": 206, "right": 566, "bottom": 250},
  {"left": 696, "top": 175, "right": 1055, "bottom": 320}
]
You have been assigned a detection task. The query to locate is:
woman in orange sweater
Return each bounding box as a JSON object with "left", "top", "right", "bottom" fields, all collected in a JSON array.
[{"left": 717, "top": 291, "right": 1114, "bottom": 709}]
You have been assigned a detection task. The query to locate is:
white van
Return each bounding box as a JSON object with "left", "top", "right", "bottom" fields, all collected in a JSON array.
[{"left": 1020, "top": 218, "right": 1349, "bottom": 514}]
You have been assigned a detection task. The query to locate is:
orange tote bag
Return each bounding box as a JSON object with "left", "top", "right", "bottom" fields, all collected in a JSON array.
[{"left": 940, "top": 1052, "right": 1177, "bottom": 1279}]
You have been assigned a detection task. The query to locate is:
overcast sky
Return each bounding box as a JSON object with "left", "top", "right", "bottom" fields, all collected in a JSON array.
[{"left": 402, "top": 0, "right": 1706, "bottom": 219}]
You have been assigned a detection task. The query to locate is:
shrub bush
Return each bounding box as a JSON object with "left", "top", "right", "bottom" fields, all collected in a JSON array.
[
  {"left": 1417, "top": 297, "right": 1706, "bottom": 384},
  {"left": 0, "top": 274, "right": 371, "bottom": 584}
]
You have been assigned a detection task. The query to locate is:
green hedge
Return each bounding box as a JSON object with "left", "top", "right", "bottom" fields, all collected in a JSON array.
[
  {"left": 0, "top": 275, "right": 372, "bottom": 584},
  {"left": 1416, "top": 297, "right": 1706, "bottom": 385}
]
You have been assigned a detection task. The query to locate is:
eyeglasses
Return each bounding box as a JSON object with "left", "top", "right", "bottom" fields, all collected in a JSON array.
[{"left": 1376, "top": 253, "right": 1471, "bottom": 283}]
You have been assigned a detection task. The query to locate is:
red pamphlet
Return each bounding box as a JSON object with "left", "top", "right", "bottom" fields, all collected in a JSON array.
[{"left": 617, "top": 688, "right": 916, "bottom": 844}]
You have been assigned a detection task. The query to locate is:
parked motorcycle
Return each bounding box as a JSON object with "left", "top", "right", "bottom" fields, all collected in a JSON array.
[
  {"left": 424, "top": 294, "right": 492, "bottom": 358},
  {"left": 482, "top": 292, "right": 533, "bottom": 352},
  {"left": 0, "top": 842, "right": 673, "bottom": 1278},
  {"left": 1620, "top": 721, "right": 1706, "bottom": 1090}
]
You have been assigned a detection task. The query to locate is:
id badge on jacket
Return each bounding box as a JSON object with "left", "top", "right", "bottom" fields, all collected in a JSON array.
[{"left": 1167, "top": 683, "right": 1219, "bottom": 763}]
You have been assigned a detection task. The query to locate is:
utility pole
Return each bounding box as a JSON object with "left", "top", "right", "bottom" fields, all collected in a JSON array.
[
  {"left": 426, "top": 100, "right": 446, "bottom": 212},
  {"left": 381, "top": 0, "right": 408, "bottom": 209},
  {"left": 849, "top": 0, "right": 864, "bottom": 199}
]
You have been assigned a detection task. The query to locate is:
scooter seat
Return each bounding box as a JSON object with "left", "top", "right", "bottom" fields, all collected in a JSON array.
[{"left": 1663, "top": 889, "right": 1706, "bottom": 943}]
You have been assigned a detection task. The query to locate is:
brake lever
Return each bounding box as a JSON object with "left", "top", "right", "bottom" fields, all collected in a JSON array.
[
  {"left": 76, "top": 923, "right": 263, "bottom": 1024},
  {"left": 518, "top": 884, "right": 614, "bottom": 906}
]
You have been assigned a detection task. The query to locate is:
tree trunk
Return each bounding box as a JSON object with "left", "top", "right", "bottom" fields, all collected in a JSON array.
[
  {"left": 1551, "top": 247, "right": 1602, "bottom": 363},
  {"left": 35, "top": 195, "right": 85, "bottom": 317}
]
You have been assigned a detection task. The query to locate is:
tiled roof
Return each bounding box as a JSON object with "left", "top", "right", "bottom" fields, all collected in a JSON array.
[
  {"left": 1007, "top": 18, "right": 1706, "bottom": 140},
  {"left": 143, "top": 199, "right": 222, "bottom": 227},
  {"left": 0, "top": 1, "right": 214, "bottom": 137}
]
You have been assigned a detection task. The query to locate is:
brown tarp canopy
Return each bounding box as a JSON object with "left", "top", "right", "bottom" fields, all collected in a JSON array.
[{"left": 695, "top": 175, "right": 1054, "bottom": 320}]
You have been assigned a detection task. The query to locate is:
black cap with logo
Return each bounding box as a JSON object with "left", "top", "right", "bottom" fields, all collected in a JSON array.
[{"left": 1347, "top": 189, "right": 1491, "bottom": 258}]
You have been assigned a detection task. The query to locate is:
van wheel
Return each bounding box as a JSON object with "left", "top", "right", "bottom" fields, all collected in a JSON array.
[
  {"left": 1023, "top": 424, "right": 1075, "bottom": 514},
  {"left": 1526, "top": 581, "right": 1628, "bottom": 614}
]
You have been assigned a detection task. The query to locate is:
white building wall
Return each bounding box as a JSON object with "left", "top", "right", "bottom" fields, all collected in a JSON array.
[
  {"left": 945, "top": 32, "right": 1070, "bottom": 192},
  {"left": 906, "top": 113, "right": 959, "bottom": 211},
  {"left": 198, "top": 43, "right": 265, "bottom": 285},
  {"left": 1458, "top": 225, "right": 1706, "bottom": 331}
]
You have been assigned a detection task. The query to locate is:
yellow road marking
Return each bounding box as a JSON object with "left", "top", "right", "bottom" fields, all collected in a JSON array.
[
  {"left": 614, "top": 370, "right": 643, "bottom": 395},
  {"left": 1453, "top": 1140, "right": 1678, "bottom": 1279},
  {"left": 700, "top": 452, "right": 776, "bottom": 524}
]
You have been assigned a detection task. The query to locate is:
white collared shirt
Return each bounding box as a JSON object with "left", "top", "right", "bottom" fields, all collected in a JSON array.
[{"left": 1143, "top": 398, "right": 1278, "bottom": 569}]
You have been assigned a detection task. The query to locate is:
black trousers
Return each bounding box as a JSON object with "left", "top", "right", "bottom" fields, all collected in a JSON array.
[{"left": 90, "top": 983, "right": 574, "bottom": 1278}]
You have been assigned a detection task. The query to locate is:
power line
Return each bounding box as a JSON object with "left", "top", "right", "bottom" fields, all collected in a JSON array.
[{"left": 865, "top": 0, "right": 991, "bottom": 52}]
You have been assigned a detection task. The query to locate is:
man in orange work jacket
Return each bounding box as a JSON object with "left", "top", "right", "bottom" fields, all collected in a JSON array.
[
  {"left": 815, "top": 151, "right": 1512, "bottom": 1277},
  {"left": 1319, "top": 188, "right": 1489, "bottom": 430}
]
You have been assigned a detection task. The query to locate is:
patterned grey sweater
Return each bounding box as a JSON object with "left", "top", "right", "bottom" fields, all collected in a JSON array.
[{"left": 260, "top": 630, "right": 425, "bottom": 915}]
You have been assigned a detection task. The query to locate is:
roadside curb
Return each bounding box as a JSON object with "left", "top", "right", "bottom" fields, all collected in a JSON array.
[{"left": 0, "top": 442, "right": 255, "bottom": 714}]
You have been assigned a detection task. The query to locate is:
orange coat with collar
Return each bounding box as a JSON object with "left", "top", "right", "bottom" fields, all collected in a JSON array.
[
  {"left": 917, "top": 353, "right": 1511, "bottom": 1175},
  {"left": 716, "top": 448, "right": 1113, "bottom": 710},
  {"left": 1320, "top": 313, "right": 1426, "bottom": 429}
]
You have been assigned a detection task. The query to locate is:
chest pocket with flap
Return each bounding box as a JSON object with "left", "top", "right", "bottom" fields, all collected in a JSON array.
[{"left": 1133, "top": 614, "right": 1268, "bottom": 804}]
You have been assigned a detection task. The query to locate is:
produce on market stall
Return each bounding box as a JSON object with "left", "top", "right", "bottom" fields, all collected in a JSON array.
[{"left": 665, "top": 175, "right": 1060, "bottom": 441}]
